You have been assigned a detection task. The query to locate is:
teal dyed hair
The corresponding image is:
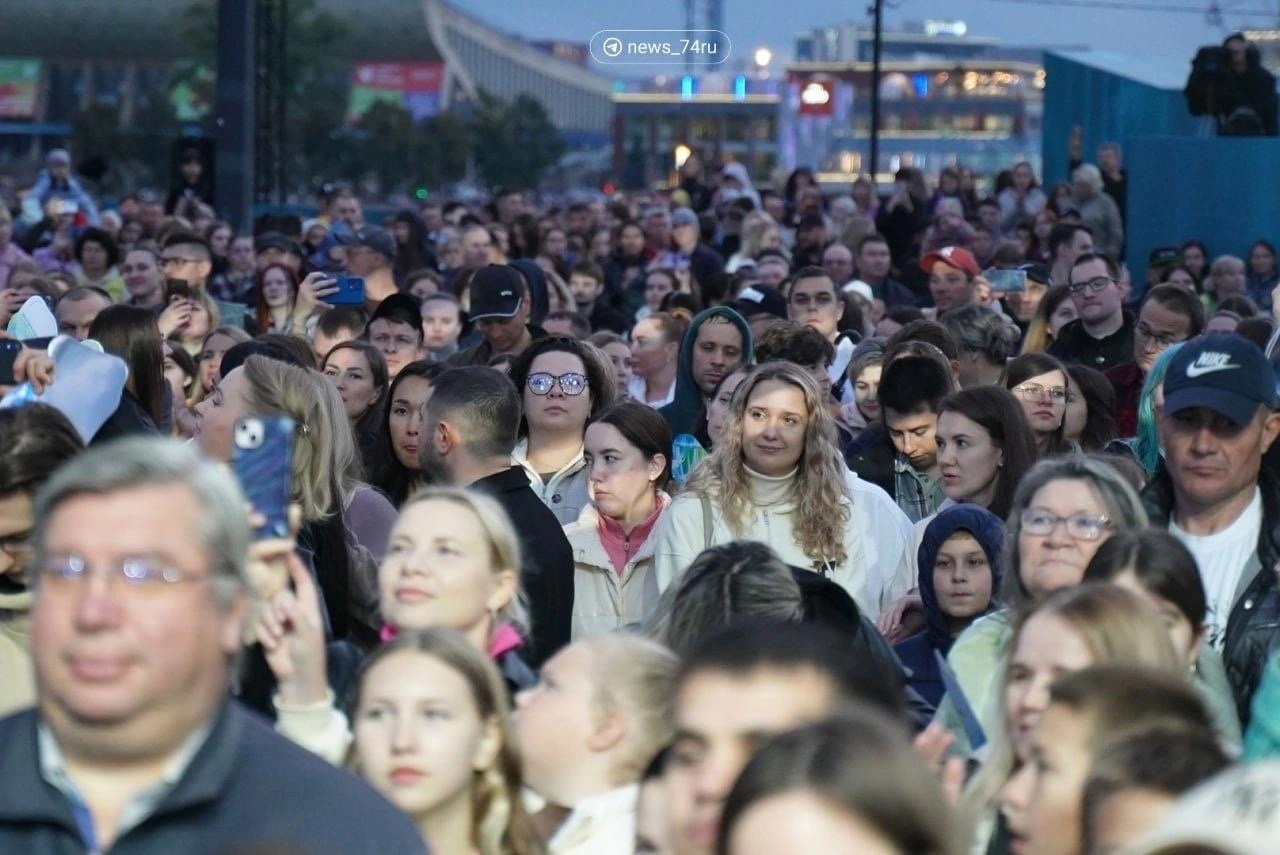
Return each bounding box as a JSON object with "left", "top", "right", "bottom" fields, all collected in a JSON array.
[{"left": 1129, "top": 342, "right": 1185, "bottom": 475}]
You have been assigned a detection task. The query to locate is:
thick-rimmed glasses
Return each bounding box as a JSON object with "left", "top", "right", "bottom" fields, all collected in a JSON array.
[
  {"left": 527, "top": 372, "right": 587, "bottom": 396},
  {"left": 1067, "top": 276, "right": 1113, "bottom": 295}
]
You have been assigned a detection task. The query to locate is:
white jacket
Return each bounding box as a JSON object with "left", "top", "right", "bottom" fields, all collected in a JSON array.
[
  {"left": 651, "top": 468, "right": 911, "bottom": 617},
  {"left": 562, "top": 497, "right": 668, "bottom": 641},
  {"left": 512, "top": 438, "right": 591, "bottom": 525}
]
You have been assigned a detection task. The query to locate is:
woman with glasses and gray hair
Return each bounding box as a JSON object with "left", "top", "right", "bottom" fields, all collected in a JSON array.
[{"left": 935, "top": 455, "right": 1148, "bottom": 751}]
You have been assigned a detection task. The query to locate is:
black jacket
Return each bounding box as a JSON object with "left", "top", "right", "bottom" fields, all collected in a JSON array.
[
  {"left": 447, "top": 324, "right": 547, "bottom": 368},
  {"left": 1047, "top": 310, "right": 1136, "bottom": 372},
  {"left": 1143, "top": 466, "right": 1280, "bottom": 725},
  {"left": 472, "top": 466, "right": 575, "bottom": 666},
  {"left": 0, "top": 700, "right": 426, "bottom": 854},
  {"left": 846, "top": 426, "right": 895, "bottom": 496},
  {"left": 789, "top": 568, "right": 936, "bottom": 730}
]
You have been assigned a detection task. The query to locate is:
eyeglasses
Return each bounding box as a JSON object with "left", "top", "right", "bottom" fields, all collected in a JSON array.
[
  {"left": 1013, "top": 382, "right": 1068, "bottom": 403},
  {"left": 1019, "top": 510, "right": 1112, "bottom": 541},
  {"left": 34, "top": 553, "right": 208, "bottom": 591},
  {"left": 790, "top": 292, "right": 836, "bottom": 308},
  {"left": 527, "top": 372, "right": 587, "bottom": 396},
  {"left": 1067, "top": 276, "right": 1114, "bottom": 295},
  {"left": 161, "top": 256, "right": 200, "bottom": 269},
  {"left": 1136, "top": 323, "right": 1185, "bottom": 350}
]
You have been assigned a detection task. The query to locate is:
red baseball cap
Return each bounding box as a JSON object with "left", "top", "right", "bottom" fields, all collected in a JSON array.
[{"left": 920, "top": 246, "right": 980, "bottom": 277}]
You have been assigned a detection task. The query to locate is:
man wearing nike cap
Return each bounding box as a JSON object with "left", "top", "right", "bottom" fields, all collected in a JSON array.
[{"left": 1142, "top": 333, "right": 1280, "bottom": 725}]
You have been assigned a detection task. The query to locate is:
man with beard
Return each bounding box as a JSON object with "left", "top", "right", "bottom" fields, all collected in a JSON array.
[{"left": 418, "top": 366, "right": 574, "bottom": 666}]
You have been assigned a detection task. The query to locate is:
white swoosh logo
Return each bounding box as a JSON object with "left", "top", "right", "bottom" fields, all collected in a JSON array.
[{"left": 1186, "top": 363, "right": 1240, "bottom": 378}]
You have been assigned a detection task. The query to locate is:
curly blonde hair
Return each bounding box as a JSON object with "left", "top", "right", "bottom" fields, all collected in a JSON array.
[{"left": 686, "top": 362, "right": 852, "bottom": 567}]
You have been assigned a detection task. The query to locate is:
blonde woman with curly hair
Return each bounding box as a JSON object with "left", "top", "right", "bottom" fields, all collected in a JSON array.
[
  {"left": 650, "top": 361, "right": 911, "bottom": 615},
  {"left": 351, "top": 628, "right": 544, "bottom": 855}
]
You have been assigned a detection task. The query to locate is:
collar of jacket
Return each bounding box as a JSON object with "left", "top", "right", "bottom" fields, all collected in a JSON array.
[
  {"left": 512, "top": 438, "right": 586, "bottom": 491},
  {"left": 0, "top": 699, "right": 242, "bottom": 829},
  {"left": 1143, "top": 465, "right": 1280, "bottom": 579},
  {"left": 567, "top": 493, "right": 672, "bottom": 572}
]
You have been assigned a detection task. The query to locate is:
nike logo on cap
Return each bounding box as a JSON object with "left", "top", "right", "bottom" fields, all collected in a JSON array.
[{"left": 1185, "top": 351, "right": 1240, "bottom": 378}]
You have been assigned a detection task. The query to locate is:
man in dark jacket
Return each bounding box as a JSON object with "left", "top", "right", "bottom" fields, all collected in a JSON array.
[
  {"left": 1142, "top": 335, "right": 1280, "bottom": 725},
  {"left": 448, "top": 264, "right": 547, "bottom": 367},
  {"left": 421, "top": 366, "right": 574, "bottom": 666},
  {"left": 1048, "top": 252, "right": 1134, "bottom": 370},
  {"left": 847, "top": 356, "right": 951, "bottom": 523},
  {"left": 0, "top": 438, "right": 425, "bottom": 854},
  {"left": 658, "top": 305, "right": 752, "bottom": 436}
]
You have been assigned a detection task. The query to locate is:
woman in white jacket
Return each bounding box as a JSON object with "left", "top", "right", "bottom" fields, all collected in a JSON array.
[
  {"left": 563, "top": 401, "right": 672, "bottom": 640},
  {"left": 650, "top": 362, "right": 910, "bottom": 617}
]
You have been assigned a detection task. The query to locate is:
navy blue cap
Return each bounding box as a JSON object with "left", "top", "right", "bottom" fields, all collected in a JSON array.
[
  {"left": 1163, "top": 334, "right": 1278, "bottom": 426},
  {"left": 338, "top": 225, "right": 396, "bottom": 260}
]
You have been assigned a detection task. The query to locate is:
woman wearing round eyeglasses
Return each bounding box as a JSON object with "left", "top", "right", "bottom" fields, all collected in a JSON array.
[
  {"left": 936, "top": 455, "right": 1148, "bottom": 753},
  {"left": 1001, "top": 352, "right": 1075, "bottom": 458},
  {"left": 508, "top": 337, "right": 617, "bottom": 524}
]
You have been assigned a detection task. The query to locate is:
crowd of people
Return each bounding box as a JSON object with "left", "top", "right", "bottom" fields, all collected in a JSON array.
[{"left": 2, "top": 144, "right": 1280, "bottom": 854}]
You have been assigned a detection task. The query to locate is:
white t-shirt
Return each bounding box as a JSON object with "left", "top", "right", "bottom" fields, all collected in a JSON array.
[
  {"left": 828, "top": 335, "right": 858, "bottom": 405},
  {"left": 1170, "top": 487, "right": 1263, "bottom": 650}
]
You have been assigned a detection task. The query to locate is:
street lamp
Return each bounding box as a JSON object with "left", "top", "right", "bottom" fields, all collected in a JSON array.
[{"left": 754, "top": 46, "right": 773, "bottom": 73}]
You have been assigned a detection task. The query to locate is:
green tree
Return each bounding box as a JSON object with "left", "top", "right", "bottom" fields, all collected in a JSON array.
[
  {"left": 181, "top": 0, "right": 348, "bottom": 195},
  {"left": 469, "top": 91, "right": 566, "bottom": 190}
]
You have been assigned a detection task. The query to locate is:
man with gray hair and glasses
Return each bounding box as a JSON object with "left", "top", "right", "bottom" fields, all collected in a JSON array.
[{"left": 0, "top": 437, "right": 424, "bottom": 853}]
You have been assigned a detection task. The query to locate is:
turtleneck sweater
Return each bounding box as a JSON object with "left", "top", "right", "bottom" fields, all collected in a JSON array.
[{"left": 745, "top": 465, "right": 798, "bottom": 507}]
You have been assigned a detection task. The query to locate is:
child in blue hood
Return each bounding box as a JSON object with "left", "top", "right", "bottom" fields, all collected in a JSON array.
[{"left": 894, "top": 504, "right": 1004, "bottom": 707}]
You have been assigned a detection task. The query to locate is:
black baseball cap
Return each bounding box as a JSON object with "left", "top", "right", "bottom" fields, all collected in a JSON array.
[
  {"left": 338, "top": 225, "right": 396, "bottom": 260},
  {"left": 468, "top": 265, "right": 525, "bottom": 321},
  {"left": 254, "top": 231, "right": 301, "bottom": 256},
  {"left": 1163, "top": 334, "right": 1277, "bottom": 426},
  {"left": 733, "top": 284, "right": 788, "bottom": 321}
]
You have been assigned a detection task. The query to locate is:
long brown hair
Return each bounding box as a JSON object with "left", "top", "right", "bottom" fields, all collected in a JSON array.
[
  {"left": 686, "top": 362, "right": 852, "bottom": 566},
  {"left": 350, "top": 629, "right": 544, "bottom": 855},
  {"left": 88, "top": 304, "right": 166, "bottom": 427},
  {"left": 254, "top": 262, "right": 299, "bottom": 332}
]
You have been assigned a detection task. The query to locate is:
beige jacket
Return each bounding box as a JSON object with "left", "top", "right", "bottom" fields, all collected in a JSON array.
[
  {"left": 512, "top": 439, "right": 591, "bottom": 525},
  {"left": 562, "top": 496, "right": 668, "bottom": 640},
  {"left": 0, "top": 589, "right": 34, "bottom": 717}
]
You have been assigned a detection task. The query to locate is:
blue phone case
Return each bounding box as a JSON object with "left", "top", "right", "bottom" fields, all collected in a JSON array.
[
  {"left": 328, "top": 276, "right": 366, "bottom": 305},
  {"left": 232, "top": 415, "right": 295, "bottom": 539}
]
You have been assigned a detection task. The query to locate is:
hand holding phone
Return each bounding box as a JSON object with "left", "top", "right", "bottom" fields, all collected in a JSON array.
[
  {"left": 327, "top": 276, "right": 365, "bottom": 306},
  {"left": 232, "top": 415, "right": 296, "bottom": 540}
]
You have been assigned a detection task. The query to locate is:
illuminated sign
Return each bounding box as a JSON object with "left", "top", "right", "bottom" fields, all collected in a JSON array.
[{"left": 923, "top": 20, "right": 968, "bottom": 37}]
